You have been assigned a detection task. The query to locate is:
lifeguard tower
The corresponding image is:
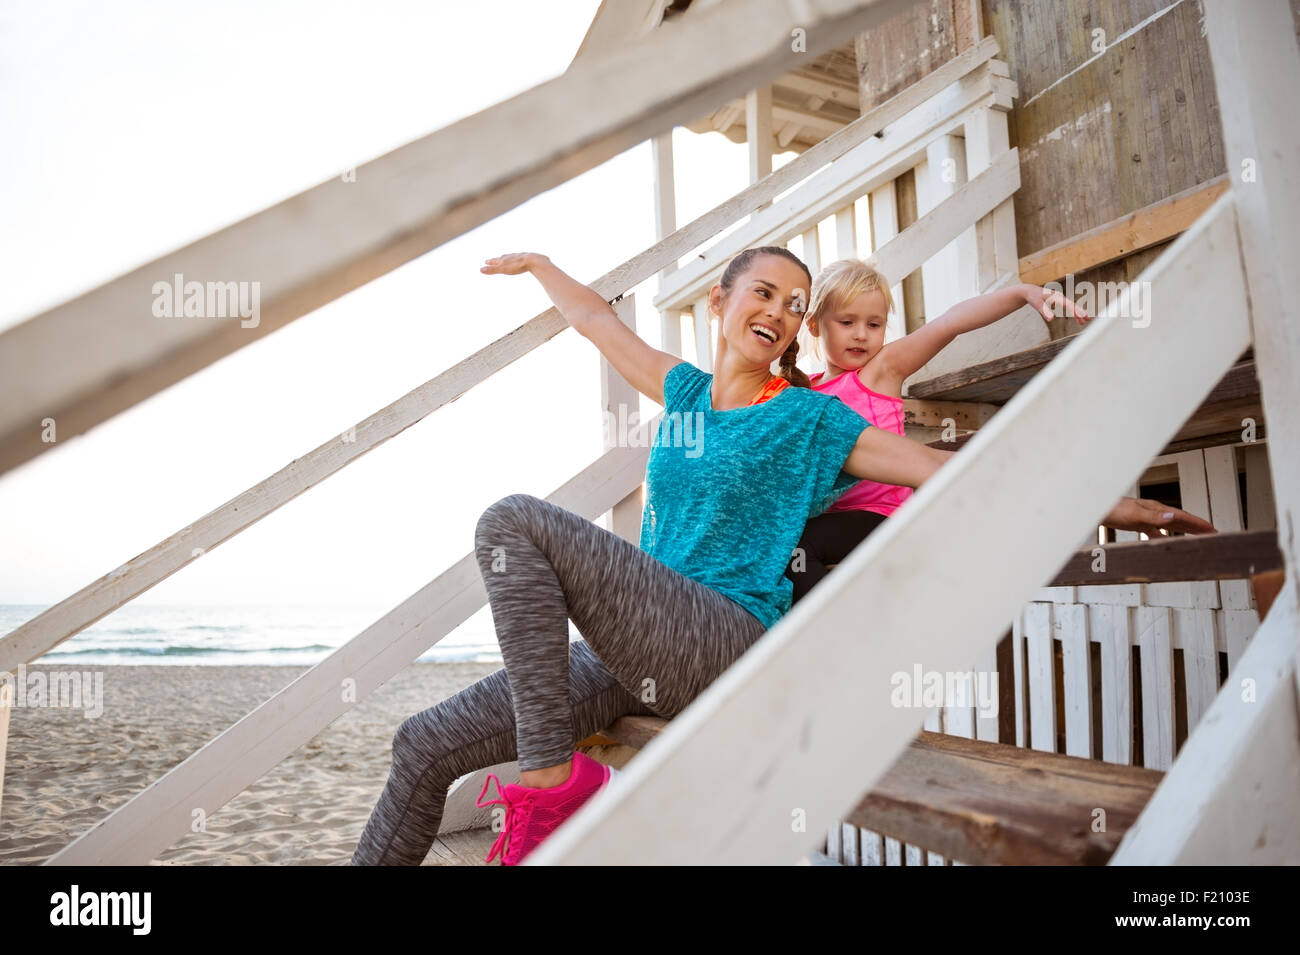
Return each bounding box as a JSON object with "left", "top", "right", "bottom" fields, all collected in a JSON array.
[{"left": 1, "top": 0, "right": 1297, "bottom": 865}]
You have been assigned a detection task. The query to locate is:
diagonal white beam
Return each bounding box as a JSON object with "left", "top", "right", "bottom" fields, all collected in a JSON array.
[
  {"left": 0, "top": 0, "right": 919, "bottom": 477},
  {"left": 1, "top": 12, "right": 978, "bottom": 679},
  {"left": 654, "top": 59, "right": 1015, "bottom": 309},
  {"left": 44, "top": 439, "right": 650, "bottom": 865}
]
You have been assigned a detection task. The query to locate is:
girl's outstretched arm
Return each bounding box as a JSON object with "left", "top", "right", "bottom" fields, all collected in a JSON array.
[
  {"left": 482, "top": 253, "right": 681, "bottom": 406},
  {"left": 874, "top": 284, "right": 1091, "bottom": 386}
]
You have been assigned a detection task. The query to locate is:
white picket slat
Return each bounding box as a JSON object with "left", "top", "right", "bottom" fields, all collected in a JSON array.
[
  {"left": 1024, "top": 603, "right": 1057, "bottom": 752},
  {"left": 1176, "top": 608, "right": 1220, "bottom": 733},
  {"left": 1057, "top": 604, "right": 1093, "bottom": 758},
  {"left": 1093, "top": 604, "right": 1134, "bottom": 765},
  {"left": 1137, "top": 606, "right": 1176, "bottom": 771}
]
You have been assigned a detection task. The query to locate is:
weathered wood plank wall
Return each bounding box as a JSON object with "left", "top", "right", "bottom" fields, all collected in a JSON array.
[
  {"left": 985, "top": 0, "right": 1225, "bottom": 339},
  {"left": 852, "top": 0, "right": 1300, "bottom": 337}
]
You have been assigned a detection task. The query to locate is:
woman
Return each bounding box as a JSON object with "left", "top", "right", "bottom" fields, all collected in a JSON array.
[{"left": 349, "top": 246, "right": 1207, "bottom": 866}]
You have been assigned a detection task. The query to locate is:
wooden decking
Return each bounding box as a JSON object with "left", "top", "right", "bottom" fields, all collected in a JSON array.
[
  {"left": 1045, "top": 529, "right": 1282, "bottom": 587},
  {"left": 594, "top": 715, "right": 1164, "bottom": 865},
  {"left": 911, "top": 339, "right": 1262, "bottom": 457},
  {"left": 422, "top": 829, "right": 500, "bottom": 866}
]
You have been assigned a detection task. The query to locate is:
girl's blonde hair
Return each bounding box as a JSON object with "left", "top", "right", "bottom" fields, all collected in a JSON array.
[{"left": 804, "top": 259, "right": 896, "bottom": 361}]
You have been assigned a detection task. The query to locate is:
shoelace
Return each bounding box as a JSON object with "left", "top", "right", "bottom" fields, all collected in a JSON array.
[{"left": 475, "top": 773, "right": 533, "bottom": 865}]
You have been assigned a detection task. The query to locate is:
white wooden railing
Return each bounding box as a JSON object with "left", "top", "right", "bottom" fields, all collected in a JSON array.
[
  {"left": 2, "top": 0, "right": 1294, "bottom": 866},
  {"left": 4, "top": 4, "right": 988, "bottom": 680},
  {"left": 531, "top": 189, "right": 1253, "bottom": 865},
  {"left": 0, "top": 0, "right": 920, "bottom": 479},
  {"left": 0, "top": 0, "right": 1004, "bottom": 865},
  {"left": 528, "top": 0, "right": 1300, "bottom": 866}
]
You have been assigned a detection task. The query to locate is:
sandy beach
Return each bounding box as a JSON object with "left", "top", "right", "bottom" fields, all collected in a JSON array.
[{"left": 0, "top": 662, "right": 505, "bottom": 865}]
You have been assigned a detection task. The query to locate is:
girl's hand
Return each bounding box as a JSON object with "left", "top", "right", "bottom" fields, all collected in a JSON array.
[
  {"left": 481, "top": 252, "right": 549, "bottom": 275},
  {"left": 1023, "top": 284, "right": 1090, "bottom": 326}
]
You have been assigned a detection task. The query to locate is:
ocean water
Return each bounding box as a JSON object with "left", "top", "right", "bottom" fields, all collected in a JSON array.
[{"left": 0, "top": 603, "right": 510, "bottom": 667}]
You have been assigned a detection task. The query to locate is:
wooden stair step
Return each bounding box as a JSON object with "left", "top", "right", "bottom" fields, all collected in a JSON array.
[
  {"left": 912, "top": 341, "right": 1260, "bottom": 455},
  {"left": 594, "top": 716, "right": 1163, "bottom": 865},
  {"left": 824, "top": 530, "right": 1280, "bottom": 587},
  {"left": 910, "top": 337, "right": 1072, "bottom": 403},
  {"left": 1047, "top": 529, "right": 1281, "bottom": 586}
]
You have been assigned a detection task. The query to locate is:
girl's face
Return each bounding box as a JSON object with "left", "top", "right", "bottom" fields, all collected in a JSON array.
[
  {"left": 810, "top": 289, "right": 889, "bottom": 370},
  {"left": 711, "top": 256, "right": 809, "bottom": 365}
]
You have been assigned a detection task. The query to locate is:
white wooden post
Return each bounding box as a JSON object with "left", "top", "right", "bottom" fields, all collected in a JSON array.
[
  {"left": 801, "top": 225, "right": 822, "bottom": 277},
  {"left": 964, "top": 105, "right": 1020, "bottom": 289},
  {"left": 1204, "top": 0, "right": 1300, "bottom": 642},
  {"left": 693, "top": 298, "right": 713, "bottom": 373},
  {"left": 912, "top": 105, "right": 1047, "bottom": 381},
  {"left": 916, "top": 134, "right": 979, "bottom": 318},
  {"left": 0, "top": 682, "right": 11, "bottom": 821},
  {"left": 1145, "top": 452, "right": 1219, "bottom": 610},
  {"left": 868, "top": 182, "right": 907, "bottom": 343},
  {"left": 800, "top": 225, "right": 827, "bottom": 379},
  {"left": 834, "top": 203, "right": 858, "bottom": 259},
  {"left": 652, "top": 132, "right": 683, "bottom": 356},
  {"left": 602, "top": 296, "right": 645, "bottom": 543},
  {"left": 747, "top": 85, "right": 773, "bottom": 210},
  {"left": 1204, "top": 445, "right": 1253, "bottom": 612},
  {"left": 1243, "top": 444, "right": 1274, "bottom": 531}
]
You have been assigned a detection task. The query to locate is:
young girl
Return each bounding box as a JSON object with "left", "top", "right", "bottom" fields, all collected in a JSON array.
[
  {"left": 349, "top": 247, "right": 1205, "bottom": 867},
  {"left": 784, "top": 258, "right": 1105, "bottom": 603}
]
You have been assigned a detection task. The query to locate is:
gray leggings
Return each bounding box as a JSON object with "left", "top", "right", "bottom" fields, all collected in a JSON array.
[{"left": 348, "top": 493, "right": 768, "bottom": 865}]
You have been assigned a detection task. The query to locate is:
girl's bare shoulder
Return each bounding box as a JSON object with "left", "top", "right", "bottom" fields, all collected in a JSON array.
[{"left": 855, "top": 358, "right": 904, "bottom": 399}]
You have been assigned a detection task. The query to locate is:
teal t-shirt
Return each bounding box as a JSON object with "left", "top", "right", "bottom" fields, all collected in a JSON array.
[{"left": 638, "top": 361, "right": 872, "bottom": 630}]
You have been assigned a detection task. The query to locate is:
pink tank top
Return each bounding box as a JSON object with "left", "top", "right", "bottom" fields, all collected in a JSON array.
[{"left": 810, "top": 369, "right": 913, "bottom": 517}]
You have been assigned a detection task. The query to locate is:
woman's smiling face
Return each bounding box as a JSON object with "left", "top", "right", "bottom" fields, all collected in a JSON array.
[
  {"left": 711, "top": 254, "right": 809, "bottom": 364},
  {"left": 813, "top": 289, "right": 889, "bottom": 369}
]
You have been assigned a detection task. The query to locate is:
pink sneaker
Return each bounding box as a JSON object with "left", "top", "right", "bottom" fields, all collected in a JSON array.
[{"left": 475, "top": 751, "right": 619, "bottom": 866}]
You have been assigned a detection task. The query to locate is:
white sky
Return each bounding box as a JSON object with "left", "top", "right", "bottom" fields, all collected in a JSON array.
[{"left": 0, "top": 0, "right": 812, "bottom": 613}]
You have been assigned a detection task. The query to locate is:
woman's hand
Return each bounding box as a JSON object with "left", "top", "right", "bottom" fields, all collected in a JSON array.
[
  {"left": 481, "top": 252, "right": 550, "bottom": 276},
  {"left": 478, "top": 252, "right": 681, "bottom": 406},
  {"left": 1023, "top": 284, "right": 1090, "bottom": 326},
  {"left": 1102, "top": 497, "right": 1217, "bottom": 536}
]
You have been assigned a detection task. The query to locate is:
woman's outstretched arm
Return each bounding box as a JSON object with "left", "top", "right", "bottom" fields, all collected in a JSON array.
[
  {"left": 843, "top": 426, "right": 952, "bottom": 489},
  {"left": 842, "top": 427, "right": 1217, "bottom": 535},
  {"left": 482, "top": 252, "right": 681, "bottom": 406}
]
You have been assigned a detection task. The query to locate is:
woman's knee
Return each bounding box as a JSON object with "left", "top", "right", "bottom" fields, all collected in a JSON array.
[
  {"left": 390, "top": 707, "right": 458, "bottom": 778},
  {"left": 391, "top": 711, "right": 433, "bottom": 762},
  {"left": 475, "top": 493, "right": 544, "bottom": 547}
]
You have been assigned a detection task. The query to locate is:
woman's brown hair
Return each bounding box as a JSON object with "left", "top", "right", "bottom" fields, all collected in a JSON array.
[{"left": 717, "top": 246, "right": 813, "bottom": 389}]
